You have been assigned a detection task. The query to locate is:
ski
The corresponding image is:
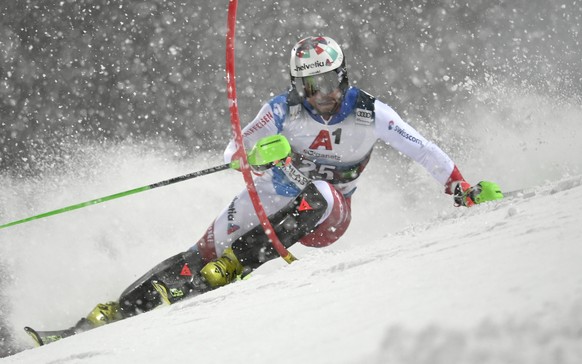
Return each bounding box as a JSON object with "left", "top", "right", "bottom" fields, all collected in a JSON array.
[
  {"left": 24, "top": 326, "right": 76, "bottom": 346},
  {"left": 24, "top": 316, "right": 96, "bottom": 346}
]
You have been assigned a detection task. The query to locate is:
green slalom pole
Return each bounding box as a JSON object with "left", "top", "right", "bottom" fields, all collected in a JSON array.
[{"left": 0, "top": 162, "right": 234, "bottom": 230}]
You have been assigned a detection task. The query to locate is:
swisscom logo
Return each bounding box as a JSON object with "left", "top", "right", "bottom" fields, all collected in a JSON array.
[{"left": 389, "top": 121, "right": 424, "bottom": 147}]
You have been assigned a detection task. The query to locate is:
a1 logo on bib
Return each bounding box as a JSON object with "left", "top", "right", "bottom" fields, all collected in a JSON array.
[{"left": 355, "top": 108, "right": 373, "bottom": 125}]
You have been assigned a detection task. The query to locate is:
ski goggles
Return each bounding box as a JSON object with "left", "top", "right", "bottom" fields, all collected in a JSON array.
[{"left": 301, "top": 71, "right": 341, "bottom": 97}]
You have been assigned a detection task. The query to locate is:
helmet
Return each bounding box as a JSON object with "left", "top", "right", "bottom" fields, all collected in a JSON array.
[
  {"left": 289, "top": 36, "right": 349, "bottom": 100},
  {"left": 290, "top": 36, "right": 344, "bottom": 78}
]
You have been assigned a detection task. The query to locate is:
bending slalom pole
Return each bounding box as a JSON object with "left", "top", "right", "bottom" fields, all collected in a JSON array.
[{"left": 225, "top": 0, "right": 296, "bottom": 263}]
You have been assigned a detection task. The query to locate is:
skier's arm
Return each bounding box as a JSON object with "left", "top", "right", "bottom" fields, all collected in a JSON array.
[
  {"left": 374, "top": 101, "right": 502, "bottom": 206},
  {"left": 224, "top": 102, "right": 281, "bottom": 165},
  {"left": 374, "top": 101, "right": 461, "bottom": 188}
]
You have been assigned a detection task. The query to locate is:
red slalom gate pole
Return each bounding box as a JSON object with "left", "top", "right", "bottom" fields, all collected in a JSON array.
[{"left": 225, "top": 0, "right": 296, "bottom": 263}]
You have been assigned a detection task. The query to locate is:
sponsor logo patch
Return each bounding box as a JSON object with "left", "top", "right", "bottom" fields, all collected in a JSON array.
[
  {"left": 180, "top": 263, "right": 192, "bottom": 276},
  {"left": 298, "top": 197, "right": 313, "bottom": 211},
  {"left": 227, "top": 223, "right": 240, "bottom": 235},
  {"left": 390, "top": 124, "right": 424, "bottom": 147},
  {"left": 244, "top": 112, "right": 274, "bottom": 137},
  {"left": 281, "top": 163, "right": 310, "bottom": 188},
  {"left": 295, "top": 60, "right": 325, "bottom": 73},
  {"left": 355, "top": 108, "right": 373, "bottom": 125},
  {"left": 227, "top": 197, "right": 240, "bottom": 235}
]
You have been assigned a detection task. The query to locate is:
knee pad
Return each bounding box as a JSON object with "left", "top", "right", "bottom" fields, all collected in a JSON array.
[{"left": 231, "top": 182, "right": 328, "bottom": 267}]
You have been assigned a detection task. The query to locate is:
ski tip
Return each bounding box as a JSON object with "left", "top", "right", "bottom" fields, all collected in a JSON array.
[{"left": 24, "top": 326, "right": 44, "bottom": 347}]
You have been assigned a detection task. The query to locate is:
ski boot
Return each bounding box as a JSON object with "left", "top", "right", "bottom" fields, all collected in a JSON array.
[
  {"left": 71, "top": 301, "right": 123, "bottom": 333},
  {"left": 200, "top": 248, "right": 243, "bottom": 288},
  {"left": 24, "top": 302, "right": 122, "bottom": 346},
  {"left": 85, "top": 301, "right": 122, "bottom": 327},
  {"left": 68, "top": 301, "right": 123, "bottom": 334}
]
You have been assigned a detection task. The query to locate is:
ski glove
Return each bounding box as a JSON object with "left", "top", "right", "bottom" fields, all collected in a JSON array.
[
  {"left": 452, "top": 181, "right": 504, "bottom": 207},
  {"left": 247, "top": 135, "right": 292, "bottom": 173},
  {"left": 229, "top": 135, "right": 292, "bottom": 172}
]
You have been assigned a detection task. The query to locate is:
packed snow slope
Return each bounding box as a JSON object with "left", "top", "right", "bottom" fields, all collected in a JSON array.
[
  {"left": 3, "top": 176, "right": 582, "bottom": 363},
  {"left": 1, "top": 86, "right": 582, "bottom": 362}
]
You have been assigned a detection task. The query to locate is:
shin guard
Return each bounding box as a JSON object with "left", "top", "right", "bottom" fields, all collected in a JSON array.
[
  {"left": 118, "top": 249, "right": 209, "bottom": 316},
  {"left": 231, "top": 182, "right": 328, "bottom": 268}
]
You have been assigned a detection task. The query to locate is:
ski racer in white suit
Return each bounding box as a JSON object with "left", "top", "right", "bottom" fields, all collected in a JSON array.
[
  {"left": 188, "top": 36, "right": 500, "bottom": 287},
  {"left": 34, "top": 37, "right": 502, "bottom": 343}
]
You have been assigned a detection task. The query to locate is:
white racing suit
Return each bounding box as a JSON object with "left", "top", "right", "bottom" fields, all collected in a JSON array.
[
  {"left": 116, "top": 86, "right": 467, "bottom": 316},
  {"left": 40, "top": 89, "right": 469, "bottom": 337},
  {"left": 191, "top": 86, "right": 460, "bottom": 262}
]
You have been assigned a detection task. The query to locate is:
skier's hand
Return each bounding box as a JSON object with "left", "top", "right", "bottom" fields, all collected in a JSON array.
[
  {"left": 248, "top": 135, "right": 292, "bottom": 172},
  {"left": 452, "top": 181, "right": 504, "bottom": 207},
  {"left": 250, "top": 156, "right": 292, "bottom": 173},
  {"left": 229, "top": 135, "right": 291, "bottom": 172},
  {"left": 228, "top": 147, "right": 246, "bottom": 171}
]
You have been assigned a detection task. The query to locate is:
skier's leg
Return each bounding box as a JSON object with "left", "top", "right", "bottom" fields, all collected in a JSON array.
[
  {"left": 36, "top": 248, "right": 208, "bottom": 343},
  {"left": 80, "top": 178, "right": 293, "bottom": 322},
  {"left": 200, "top": 181, "right": 351, "bottom": 287},
  {"left": 192, "top": 175, "right": 300, "bottom": 263},
  {"left": 230, "top": 181, "right": 331, "bottom": 265},
  {"left": 30, "top": 181, "right": 340, "bottom": 343},
  {"left": 36, "top": 182, "right": 349, "bottom": 345},
  {"left": 112, "top": 180, "right": 349, "bottom": 313},
  {"left": 116, "top": 248, "right": 209, "bottom": 317},
  {"left": 299, "top": 180, "right": 352, "bottom": 247}
]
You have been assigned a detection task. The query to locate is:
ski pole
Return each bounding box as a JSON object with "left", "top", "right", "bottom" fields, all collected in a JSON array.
[{"left": 0, "top": 162, "right": 235, "bottom": 230}]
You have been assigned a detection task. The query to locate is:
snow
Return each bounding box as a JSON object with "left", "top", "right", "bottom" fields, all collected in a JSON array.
[
  {"left": 2, "top": 158, "right": 582, "bottom": 363},
  {"left": 2, "top": 1, "right": 581, "bottom": 361}
]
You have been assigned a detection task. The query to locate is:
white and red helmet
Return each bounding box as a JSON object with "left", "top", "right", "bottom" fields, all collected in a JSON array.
[
  {"left": 290, "top": 36, "right": 344, "bottom": 77},
  {"left": 289, "top": 36, "right": 349, "bottom": 98}
]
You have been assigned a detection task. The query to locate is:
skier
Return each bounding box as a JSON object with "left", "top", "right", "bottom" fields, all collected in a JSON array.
[{"left": 25, "top": 36, "right": 502, "bottom": 345}]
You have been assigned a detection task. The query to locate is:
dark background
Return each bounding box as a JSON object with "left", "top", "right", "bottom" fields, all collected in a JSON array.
[{"left": 1, "top": 0, "right": 580, "bottom": 174}]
